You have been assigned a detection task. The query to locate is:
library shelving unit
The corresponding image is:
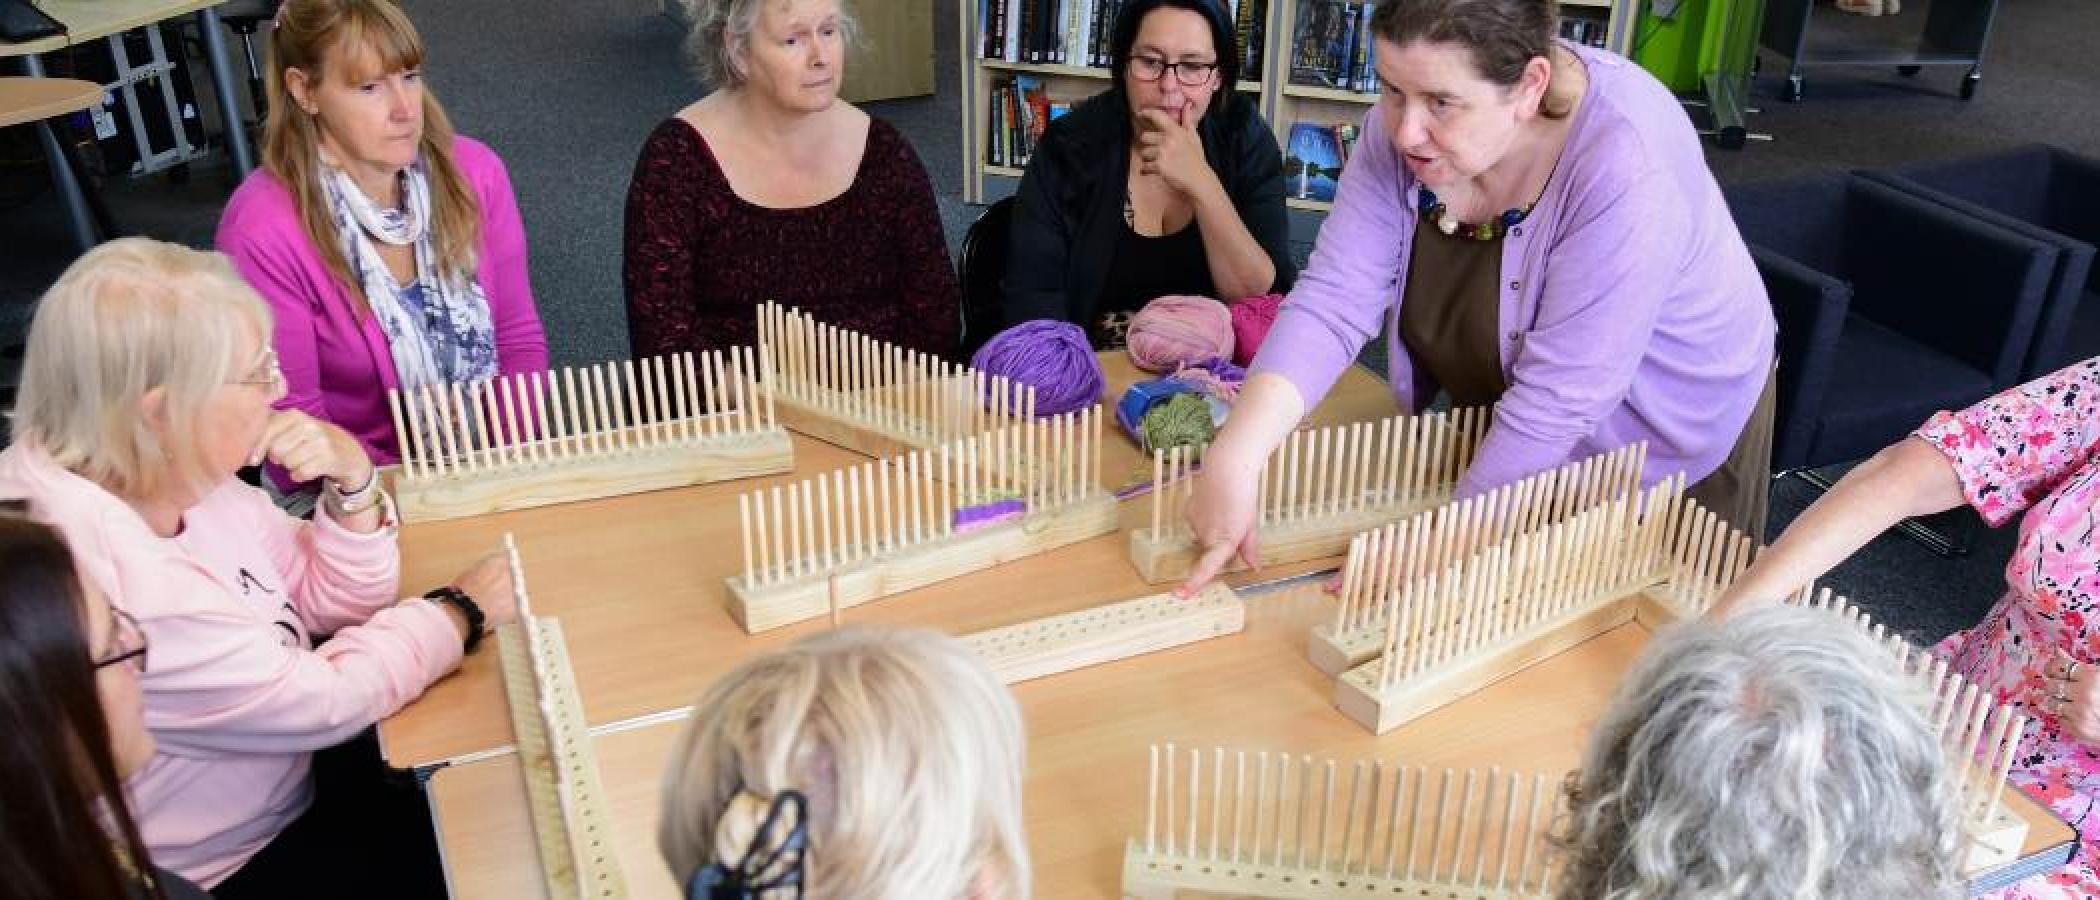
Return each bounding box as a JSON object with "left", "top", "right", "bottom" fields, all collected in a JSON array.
[{"left": 958, "top": 0, "right": 1634, "bottom": 212}]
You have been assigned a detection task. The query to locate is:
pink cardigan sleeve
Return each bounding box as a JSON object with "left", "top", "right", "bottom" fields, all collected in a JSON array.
[
  {"left": 462, "top": 139, "right": 550, "bottom": 378},
  {"left": 217, "top": 176, "right": 336, "bottom": 431}
]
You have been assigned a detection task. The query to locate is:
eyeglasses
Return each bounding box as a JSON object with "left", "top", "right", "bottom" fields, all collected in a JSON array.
[
  {"left": 94, "top": 606, "right": 149, "bottom": 674},
  {"left": 1128, "top": 55, "right": 1220, "bottom": 87},
  {"left": 231, "top": 347, "right": 285, "bottom": 391}
]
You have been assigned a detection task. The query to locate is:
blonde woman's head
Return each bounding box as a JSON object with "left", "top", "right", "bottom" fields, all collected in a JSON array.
[
  {"left": 660, "top": 627, "right": 1030, "bottom": 900},
  {"left": 12, "top": 238, "right": 279, "bottom": 501}
]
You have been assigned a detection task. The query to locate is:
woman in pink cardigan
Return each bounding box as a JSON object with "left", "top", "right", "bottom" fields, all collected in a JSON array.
[
  {"left": 0, "top": 238, "right": 520, "bottom": 897},
  {"left": 217, "top": 0, "right": 546, "bottom": 492}
]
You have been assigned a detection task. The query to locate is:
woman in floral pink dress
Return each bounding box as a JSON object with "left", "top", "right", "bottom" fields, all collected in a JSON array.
[{"left": 1717, "top": 358, "right": 2100, "bottom": 896}]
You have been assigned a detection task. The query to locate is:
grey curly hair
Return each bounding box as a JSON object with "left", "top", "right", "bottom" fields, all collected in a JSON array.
[
  {"left": 681, "top": 0, "right": 860, "bottom": 90},
  {"left": 1553, "top": 605, "right": 1963, "bottom": 900}
]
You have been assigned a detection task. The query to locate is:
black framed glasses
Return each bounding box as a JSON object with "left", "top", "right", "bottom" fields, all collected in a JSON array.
[
  {"left": 1128, "top": 55, "right": 1220, "bottom": 87},
  {"left": 94, "top": 606, "right": 148, "bottom": 673}
]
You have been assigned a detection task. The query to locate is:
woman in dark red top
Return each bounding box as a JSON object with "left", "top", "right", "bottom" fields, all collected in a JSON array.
[{"left": 622, "top": 0, "right": 961, "bottom": 360}]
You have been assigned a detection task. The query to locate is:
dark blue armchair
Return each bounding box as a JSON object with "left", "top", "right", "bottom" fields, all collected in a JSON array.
[
  {"left": 1727, "top": 173, "right": 2058, "bottom": 475},
  {"left": 1859, "top": 145, "right": 2100, "bottom": 378}
]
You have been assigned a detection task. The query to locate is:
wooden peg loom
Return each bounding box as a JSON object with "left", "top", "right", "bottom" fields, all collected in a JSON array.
[
  {"left": 1130, "top": 407, "right": 1491, "bottom": 584},
  {"left": 757, "top": 301, "right": 1038, "bottom": 458},
  {"left": 1334, "top": 474, "right": 1700, "bottom": 734},
  {"left": 1788, "top": 587, "right": 2031, "bottom": 871},
  {"left": 1310, "top": 444, "right": 1649, "bottom": 675},
  {"left": 494, "top": 534, "right": 626, "bottom": 898},
  {"left": 1124, "top": 745, "right": 1560, "bottom": 899},
  {"left": 725, "top": 407, "right": 1116, "bottom": 633},
  {"left": 386, "top": 350, "right": 791, "bottom": 523},
  {"left": 960, "top": 582, "right": 1247, "bottom": 684}
]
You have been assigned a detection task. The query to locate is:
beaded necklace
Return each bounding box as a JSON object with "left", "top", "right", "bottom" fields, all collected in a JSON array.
[{"left": 1417, "top": 185, "right": 1533, "bottom": 242}]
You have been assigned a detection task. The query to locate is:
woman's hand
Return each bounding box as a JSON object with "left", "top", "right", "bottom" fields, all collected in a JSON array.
[
  {"left": 253, "top": 410, "right": 374, "bottom": 489},
  {"left": 1178, "top": 445, "right": 1263, "bottom": 596},
  {"left": 1136, "top": 108, "right": 1223, "bottom": 204},
  {"left": 2046, "top": 649, "right": 2100, "bottom": 742},
  {"left": 446, "top": 552, "right": 521, "bottom": 633}
]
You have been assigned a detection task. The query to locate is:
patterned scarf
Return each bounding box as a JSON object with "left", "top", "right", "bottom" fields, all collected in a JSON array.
[{"left": 322, "top": 159, "right": 497, "bottom": 392}]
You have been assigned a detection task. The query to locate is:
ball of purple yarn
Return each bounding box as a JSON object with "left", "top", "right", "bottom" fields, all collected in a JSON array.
[
  {"left": 972, "top": 320, "right": 1106, "bottom": 417},
  {"left": 1127, "top": 295, "right": 1235, "bottom": 374}
]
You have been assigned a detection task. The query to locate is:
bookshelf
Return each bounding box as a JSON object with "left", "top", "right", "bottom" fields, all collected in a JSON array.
[{"left": 958, "top": 0, "right": 1634, "bottom": 208}]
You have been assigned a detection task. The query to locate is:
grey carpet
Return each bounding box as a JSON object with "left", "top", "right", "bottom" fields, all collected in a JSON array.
[{"left": 3, "top": 0, "right": 2097, "bottom": 640}]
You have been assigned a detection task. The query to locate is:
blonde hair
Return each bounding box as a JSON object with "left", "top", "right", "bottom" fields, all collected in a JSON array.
[
  {"left": 11, "top": 238, "right": 272, "bottom": 500},
  {"left": 681, "top": 0, "right": 860, "bottom": 90},
  {"left": 263, "top": 0, "right": 480, "bottom": 309},
  {"left": 660, "top": 627, "right": 1031, "bottom": 900}
]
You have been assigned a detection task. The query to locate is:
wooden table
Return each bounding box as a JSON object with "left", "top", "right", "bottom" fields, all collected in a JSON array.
[
  {"left": 0, "top": 75, "right": 101, "bottom": 126},
  {"left": 428, "top": 607, "right": 2078, "bottom": 898},
  {"left": 398, "top": 354, "right": 2073, "bottom": 896},
  {"left": 3, "top": 0, "right": 255, "bottom": 248},
  {"left": 380, "top": 355, "right": 1401, "bottom": 770}
]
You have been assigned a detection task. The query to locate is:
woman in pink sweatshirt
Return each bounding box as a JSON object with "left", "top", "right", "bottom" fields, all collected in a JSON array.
[
  {"left": 217, "top": 0, "right": 547, "bottom": 492},
  {"left": 0, "top": 238, "right": 520, "bottom": 896}
]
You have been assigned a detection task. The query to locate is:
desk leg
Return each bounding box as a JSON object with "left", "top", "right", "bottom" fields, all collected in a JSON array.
[
  {"left": 14, "top": 54, "right": 99, "bottom": 252},
  {"left": 197, "top": 6, "right": 256, "bottom": 179}
]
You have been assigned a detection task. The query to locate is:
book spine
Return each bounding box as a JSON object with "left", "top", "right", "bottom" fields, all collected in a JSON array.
[{"left": 1352, "top": 1, "right": 1374, "bottom": 92}]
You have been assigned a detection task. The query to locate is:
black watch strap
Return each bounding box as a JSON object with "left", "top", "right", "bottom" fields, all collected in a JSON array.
[{"left": 425, "top": 586, "right": 486, "bottom": 654}]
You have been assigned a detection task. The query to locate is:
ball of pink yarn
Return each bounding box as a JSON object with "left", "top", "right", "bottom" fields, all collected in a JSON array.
[
  {"left": 1229, "top": 294, "right": 1284, "bottom": 367},
  {"left": 1126, "top": 295, "right": 1234, "bottom": 374}
]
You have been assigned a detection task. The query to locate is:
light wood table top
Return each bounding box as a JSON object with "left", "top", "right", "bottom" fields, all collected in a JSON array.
[
  {"left": 429, "top": 603, "right": 2077, "bottom": 898},
  {"left": 381, "top": 355, "right": 1401, "bottom": 769},
  {"left": 0, "top": 0, "right": 228, "bottom": 57},
  {"left": 0, "top": 76, "right": 99, "bottom": 126}
]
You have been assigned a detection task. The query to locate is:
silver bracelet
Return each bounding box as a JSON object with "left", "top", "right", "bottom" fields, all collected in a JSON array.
[{"left": 325, "top": 471, "right": 385, "bottom": 517}]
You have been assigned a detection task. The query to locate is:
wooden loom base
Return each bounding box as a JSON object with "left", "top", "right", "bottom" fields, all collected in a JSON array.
[
  {"left": 1337, "top": 598, "right": 1640, "bottom": 736},
  {"left": 961, "top": 582, "right": 1247, "bottom": 684},
  {"left": 770, "top": 375, "right": 982, "bottom": 459},
  {"left": 774, "top": 395, "right": 936, "bottom": 460},
  {"left": 726, "top": 491, "right": 1121, "bottom": 633},
  {"left": 1966, "top": 802, "right": 2031, "bottom": 872},
  {"left": 1122, "top": 841, "right": 1541, "bottom": 900},
  {"left": 1309, "top": 580, "right": 1692, "bottom": 679},
  {"left": 391, "top": 429, "right": 794, "bottom": 523},
  {"left": 1128, "top": 500, "right": 1444, "bottom": 585},
  {"left": 496, "top": 619, "right": 626, "bottom": 898}
]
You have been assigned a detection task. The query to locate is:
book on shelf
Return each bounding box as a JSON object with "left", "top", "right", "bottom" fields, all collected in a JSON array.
[
  {"left": 986, "top": 75, "right": 1076, "bottom": 168},
  {"left": 978, "top": 0, "right": 1267, "bottom": 75},
  {"left": 1289, "top": 0, "right": 1379, "bottom": 93},
  {"left": 1284, "top": 121, "right": 1345, "bottom": 202},
  {"left": 1558, "top": 14, "right": 1609, "bottom": 49}
]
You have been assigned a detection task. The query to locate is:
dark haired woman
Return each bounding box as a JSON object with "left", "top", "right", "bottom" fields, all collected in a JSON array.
[
  {"left": 0, "top": 509, "right": 209, "bottom": 900},
  {"left": 1181, "top": 0, "right": 1775, "bottom": 589},
  {"left": 1002, "top": 0, "right": 1294, "bottom": 349}
]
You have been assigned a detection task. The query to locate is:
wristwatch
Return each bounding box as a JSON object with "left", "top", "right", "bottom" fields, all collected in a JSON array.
[{"left": 425, "top": 586, "right": 487, "bottom": 654}]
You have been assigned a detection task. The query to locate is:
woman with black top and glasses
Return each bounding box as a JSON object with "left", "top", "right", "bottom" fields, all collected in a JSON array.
[
  {"left": 0, "top": 505, "right": 209, "bottom": 900},
  {"left": 1002, "top": 0, "right": 1294, "bottom": 349}
]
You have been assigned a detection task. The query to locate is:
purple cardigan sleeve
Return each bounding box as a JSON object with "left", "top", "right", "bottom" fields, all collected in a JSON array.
[
  {"left": 1249, "top": 102, "right": 1417, "bottom": 412},
  {"left": 464, "top": 140, "right": 550, "bottom": 378},
  {"left": 1456, "top": 143, "right": 1682, "bottom": 497}
]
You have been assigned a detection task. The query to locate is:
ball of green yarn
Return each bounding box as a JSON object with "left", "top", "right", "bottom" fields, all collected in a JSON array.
[{"left": 1141, "top": 392, "right": 1217, "bottom": 455}]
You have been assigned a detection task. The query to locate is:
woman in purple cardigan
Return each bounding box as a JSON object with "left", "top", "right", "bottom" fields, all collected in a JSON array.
[
  {"left": 217, "top": 0, "right": 547, "bottom": 493},
  {"left": 1182, "top": 0, "right": 1775, "bottom": 590}
]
